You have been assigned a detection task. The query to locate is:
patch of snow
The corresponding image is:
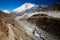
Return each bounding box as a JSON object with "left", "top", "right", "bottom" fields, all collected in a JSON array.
[
  {"left": 34, "top": 31, "right": 40, "bottom": 37},
  {"left": 40, "top": 4, "right": 48, "bottom": 8},
  {"left": 2, "top": 9, "right": 10, "bottom": 13},
  {"left": 39, "top": 11, "right": 60, "bottom": 18},
  {"left": 15, "top": 12, "right": 39, "bottom": 20},
  {"left": 46, "top": 11, "right": 60, "bottom": 18}
]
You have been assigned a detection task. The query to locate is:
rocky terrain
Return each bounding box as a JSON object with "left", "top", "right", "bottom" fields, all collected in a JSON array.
[
  {"left": 0, "top": 11, "right": 32, "bottom": 40},
  {"left": 27, "top": 13, "right": 60, "bottom": 40},
  {"left": 0, "top": 2, "right": 60, "bottom": 40}
]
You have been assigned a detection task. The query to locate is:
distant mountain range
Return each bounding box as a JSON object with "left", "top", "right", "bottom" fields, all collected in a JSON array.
[
  {"left": 2, "top": 2, "right": 60, "bottom": 15},
  {"left": 43, "top": 2, "right": 60, "bottom": 11},
  {"left": 12, "top": 3, "right": 48, "bottom": 14}
]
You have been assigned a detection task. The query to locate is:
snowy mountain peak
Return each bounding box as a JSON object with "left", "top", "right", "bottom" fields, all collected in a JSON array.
[
  {"left": 13, "top": 3, "right": 38, "bottom": 13},
  {"left": 2, "top": 9, "right": 10, "bottom": 13}
]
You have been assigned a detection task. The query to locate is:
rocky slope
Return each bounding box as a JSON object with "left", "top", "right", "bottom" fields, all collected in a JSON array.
[
  {"left": 0, "top": 11, "right": 32, "bottom": 40},
  {"left": 27, "top": 13, "right": 60, "bottom": 40}
]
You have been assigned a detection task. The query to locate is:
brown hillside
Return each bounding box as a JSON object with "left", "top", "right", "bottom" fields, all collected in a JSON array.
[{"left": 0, "top": 11, "right": 32, "bottom": 40}]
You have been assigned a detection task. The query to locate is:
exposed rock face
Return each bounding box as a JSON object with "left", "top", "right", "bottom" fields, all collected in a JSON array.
[
  {"left": 50, "top": 2, "right": 60, "bottom": 11},
  {"left": 40, "top": 2, "right": 60, "bottom": 11},
  {"left": 0, "top": 11, "right": 32, "bottom": 40},
  {"left": 27, "top": 14, "right": 60, "bottom": 39}
]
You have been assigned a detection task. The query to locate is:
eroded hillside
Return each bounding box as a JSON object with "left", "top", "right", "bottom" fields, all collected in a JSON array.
[{"left": 0, "top": 11, "right": 32, "bottom": 40}]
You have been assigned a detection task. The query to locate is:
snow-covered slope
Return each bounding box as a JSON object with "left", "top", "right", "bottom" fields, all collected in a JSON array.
[
  {"left": 13, "top": 3, "right": 38, "bottom": 13},
  {"left": 15, "top": 12, "right": 40, "bottom": 19},
  {"left": 2, "top": 9, "right": 10, "bottom": 13}
]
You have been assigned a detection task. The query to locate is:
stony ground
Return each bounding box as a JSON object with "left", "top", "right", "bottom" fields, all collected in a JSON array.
[{"left": 0, "top": 11, "right": 32, "bottom": 40}]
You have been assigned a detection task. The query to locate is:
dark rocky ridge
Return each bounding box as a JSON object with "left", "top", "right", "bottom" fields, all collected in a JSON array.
[
  {"left": 50, "top": 2, "right": 60, "bottom": 11},
  {"left": 43, "top": 2, "right": 60, "bottom": 11}
]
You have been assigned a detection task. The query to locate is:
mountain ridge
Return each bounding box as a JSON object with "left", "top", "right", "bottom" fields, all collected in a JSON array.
[{"left": 13, "top": 3, "right": 38, "bottom": 13}]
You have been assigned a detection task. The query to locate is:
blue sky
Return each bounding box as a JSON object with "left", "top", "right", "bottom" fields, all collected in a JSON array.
[{"left": 0, "top": 0, "right": 60, "bottom": 11}]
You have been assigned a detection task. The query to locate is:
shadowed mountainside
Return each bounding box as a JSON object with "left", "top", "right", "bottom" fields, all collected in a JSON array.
[{"left": 27, "top": 13, "right": 60, "bottom": 39}]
